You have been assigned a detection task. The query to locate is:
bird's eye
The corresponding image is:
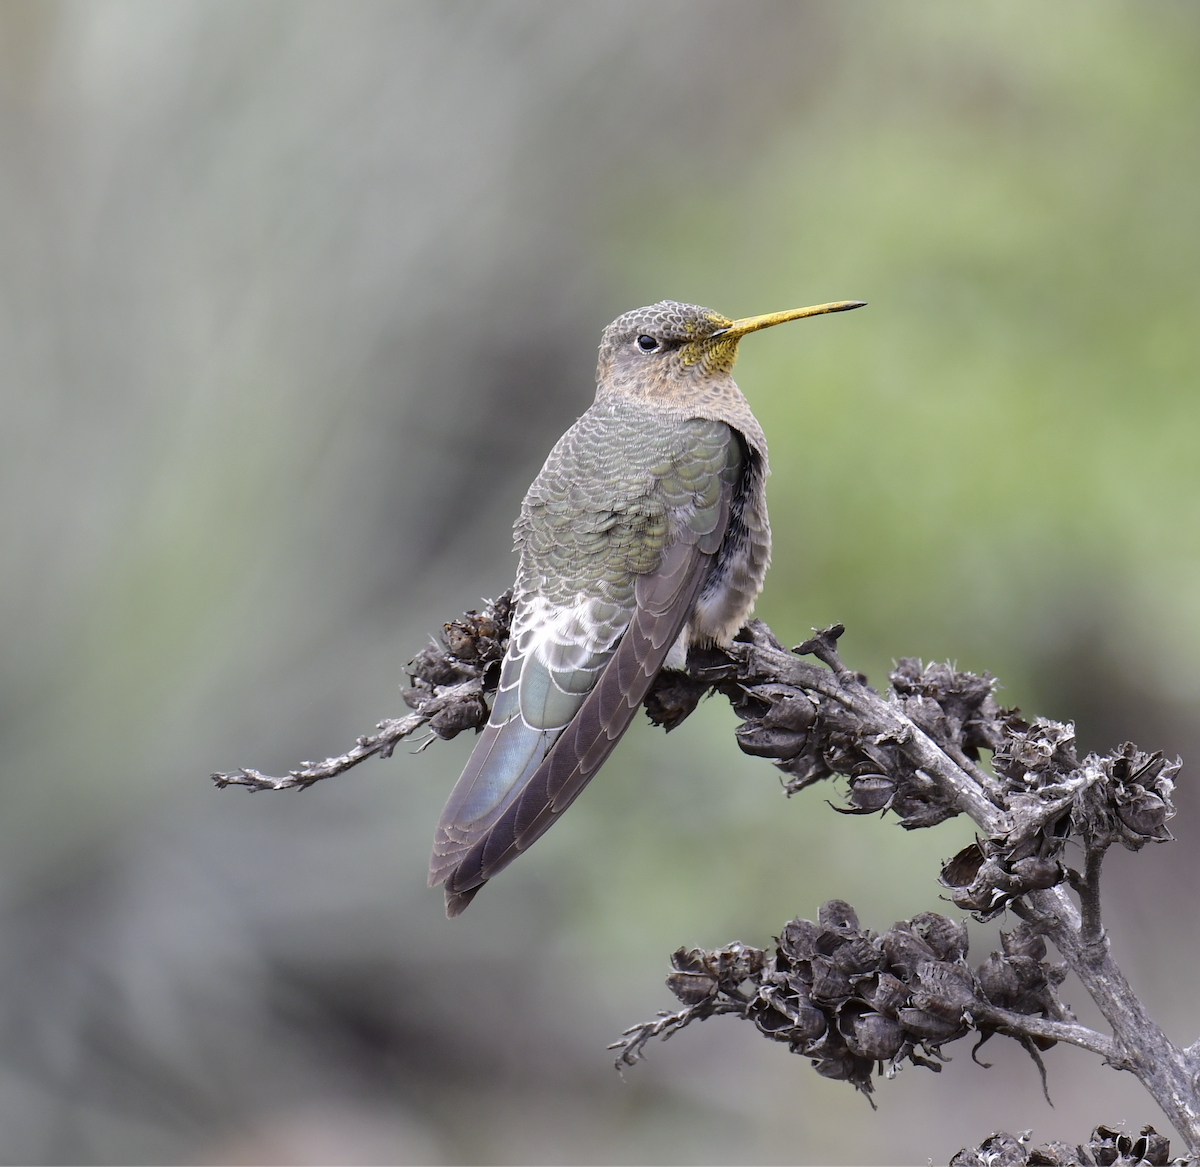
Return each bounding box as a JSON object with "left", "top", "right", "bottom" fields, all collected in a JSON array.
[{"left": 636, "top": 335, "right": 659, "bottom": 352}]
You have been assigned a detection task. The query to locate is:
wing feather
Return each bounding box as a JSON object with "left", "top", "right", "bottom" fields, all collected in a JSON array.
[
  {"left": 429, "top": 591, "right": 630, "bottom": 886},
  {"left": 441, "top": 539, "right": 715, "bottom": 915}
]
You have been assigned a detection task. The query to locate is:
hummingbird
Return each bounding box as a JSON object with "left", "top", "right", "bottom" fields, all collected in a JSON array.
[{"left": 429, "top": 298, "right": 865, "bottom": 916}]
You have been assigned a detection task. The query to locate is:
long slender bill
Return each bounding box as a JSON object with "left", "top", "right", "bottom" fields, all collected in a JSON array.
[{"left": 716, "top": 300, "right": 867, "bottom": 339}]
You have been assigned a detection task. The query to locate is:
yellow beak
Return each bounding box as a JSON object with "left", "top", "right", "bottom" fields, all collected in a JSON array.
[{"left": 713, "top": 300, "right": 867, "bottom": 339}]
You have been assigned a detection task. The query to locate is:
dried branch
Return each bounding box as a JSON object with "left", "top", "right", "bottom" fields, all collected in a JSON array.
[
  {"left": 613, "top": 899, "right": 1113, "bottom": 1106},
  {"left": 628, "top": 621, "right": 1198, "bottom": 1152},
  {"left": 209, "top": 594, "right": 1199, "bottom": 1154},
  {"left": 211, "top": 594, "right": 513, "bottom": 791},
  {"left": 610, "top": 998, "right": 750, "bottom": 1069},
  {"left": 211, "top": 692, "right": 474, "bottom": 791},
  {"left": 951, "top": 1125, "right": 1177, "bottom": 1167}
]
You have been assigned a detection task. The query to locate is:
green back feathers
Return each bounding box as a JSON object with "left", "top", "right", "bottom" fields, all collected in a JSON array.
[{"left": 515, "top": 398, "right": 737, "bottom": 606}]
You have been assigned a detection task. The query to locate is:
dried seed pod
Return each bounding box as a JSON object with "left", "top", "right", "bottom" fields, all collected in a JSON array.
[
  {"left": 669, "top": 946, "right": 707, "bottom": 973},
  {"left": 1110, "top": 743, "right": 1162, "bottom": 785},
  {"left": 1026, "top": 1141, "right": 1088, "bottom": 1166},
  {"left": 666, "top": 947, "right": 718, "bottom": 1002},
  {"left": 889, "top": 780, "right": 960, "bottom": 828},
  {"left": 880, "top": 925, "right": 937, "bottom": 979},
  {"left": 897, "top": 693, "right": 950, "bottom": 741},
  {"left": 897, "top": 1005, "right": 966, "bottom": 1042},
  {"left": 642, "top": 895, "right": 1139, "bottom": 1108},
  {"left": 1074, "top": 742, "right": 1179, "bottom": 852},
  {"left": 888, "top": 658, "right": 922, "bottom": 688},
  {"left": 950, "top": 884, "right": 1002, "bottom": 915},
  {"left": 443, "top": 621, "right": 480, "bottom": 659},
  {"left": 913, "top": 960, "right": 979, "bottom": 1019},
  {"left": 1088, "top": 1125, "right": 1126, "bottom": 1166},
  {"left": 1008, "top": 855, "right": 1065, "bottom": 893},
  {"left": 993, "top": 718, "right": 1079, "bottom": 785},
  {"left": 888, "top": 659, "right": 999, "bottom": 742},
  {"left": 734, "top": 722, "right": 808, "bottom": 759},
  {"left": 778, "top": 917, "right": 821, "bottom": 963},
  {"left": 642, "top": 672, "right": 712, "bottom": 731},
  {"left": 410, "top": 642, "right": 476, "bottom": 686},
  {"left": 777, "top": 743, "right": 833, "bottom": 791},
  {"left": 841, "top": 1007, "right": 905, "bottom": 1060},
  {"left": 810, "top": 1045, "right": 875, "bottom": 1090},
  {"left": 710, "top": 943, "right": 765, "bottom": 986},
  {"left": 809, "top": 955, "right": 853, "bottom": 1003},
  {"left": 846, "top": 774, "right": 896, "bottom": 812},
  {"left": 941, "top": 844, "right": 985, "bottom": 888},
  {"left": 752, "top": 988, "right": 826, "bottom": 1045},
  {"left": 1132, "top": 1125, "right": 1171, "bottom": 1167},
  {"left": 428, "top": 696, "right": 489, "bottom": 739},
  {"left": 792, "top": 997, "right": 829, "bottom": 1045},
  {"left": 442, "top": 601, "right": 510, "bottom": 664},
  {"left": 1001, "top": 926, "right": 1047, "bottom": 963},
  {"left": 858, "top": 971, "right": 911, "bottom": 1018},
  {"left": 750, "top": 998, "right": 795, "bottom": 1037},
  {"left": 911, "top": 912, "right": 969, "bottom": 961},
  {"left": 760, "top": 691, "right": 818, "bottom": 732},
  {"left": 832, "top": 935, "right": 882, "bottom": 977},
  {"left": 818, "top": 900, "right": 860, "bottom": 935},
  {"left": 976, "top": 952, "right": 1022, "bottom": 1010},
  {"left": 1115, "top": 792, "right": 1170, "bottom": 839},
  {"left": 949, "top": 1131, "right": 1029, "bottom": 1167},
  {"left": 667, "top": 970, "right": 718, "bottom": 1005},
  {"left": 784, "top": 971, "right": 815, "bottom": 999}
]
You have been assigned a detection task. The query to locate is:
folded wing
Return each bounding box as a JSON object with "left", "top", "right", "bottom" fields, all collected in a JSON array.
[
  {"left": 427, "top": 592, "right": 627, "bottom": 890},
  {"left": 438, "top": 537, "right": 716, "bottom": 915}
]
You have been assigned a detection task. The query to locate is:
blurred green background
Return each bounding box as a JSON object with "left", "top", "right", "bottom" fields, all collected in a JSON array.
[{"left": 1, "top": 1, "right": 1198, "bottom": 1162}]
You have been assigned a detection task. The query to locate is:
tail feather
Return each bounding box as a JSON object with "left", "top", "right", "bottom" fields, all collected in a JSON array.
[{"left": 427, "top": 716, "right": 552, "bottom": 887}]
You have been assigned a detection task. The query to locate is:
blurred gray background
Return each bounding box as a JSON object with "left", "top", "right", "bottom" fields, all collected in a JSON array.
[{"left": 2, "top": 1, "right": 1199, "bottom": 1162}]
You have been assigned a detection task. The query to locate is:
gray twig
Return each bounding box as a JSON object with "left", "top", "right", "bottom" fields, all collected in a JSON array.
[
  {"left": 210, "top": 682, "right": 480, "bottom": 791},
  {"left": 609, "top": 999, "right": 748, "bottom": 1069},
  {"left": 211, "top": 594, "right": 511, "bottom": 791}
]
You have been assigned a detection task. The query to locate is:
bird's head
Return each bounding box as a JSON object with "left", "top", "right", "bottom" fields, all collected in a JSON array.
[{"left": 596, "top": 298, "right": 866, "bottom": 400}]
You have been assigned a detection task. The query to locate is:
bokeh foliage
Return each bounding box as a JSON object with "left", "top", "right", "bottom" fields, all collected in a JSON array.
[
  {"left": 0, "top": 2, "right": 1197, "bottom": 1164},
  {"left": 606, "top": 1, "right": 1200, "bottom": 705}
]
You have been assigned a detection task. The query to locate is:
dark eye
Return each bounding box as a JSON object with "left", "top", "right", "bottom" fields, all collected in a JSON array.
[{"left": 636, "top": 335, "right": 659, "bottom": 352}]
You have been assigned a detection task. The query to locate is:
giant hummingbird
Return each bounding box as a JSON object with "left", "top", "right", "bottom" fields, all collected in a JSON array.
[{"left": 429, "top": 298, "right": 865, "bottom": 916}]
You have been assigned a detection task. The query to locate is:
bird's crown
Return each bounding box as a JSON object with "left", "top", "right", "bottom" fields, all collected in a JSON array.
[{"left": 600, "top": 300, "right": 732, "bottom": 351}]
